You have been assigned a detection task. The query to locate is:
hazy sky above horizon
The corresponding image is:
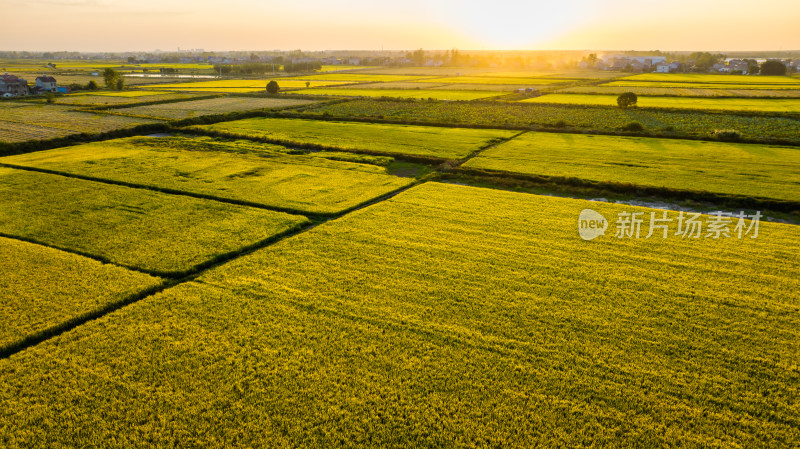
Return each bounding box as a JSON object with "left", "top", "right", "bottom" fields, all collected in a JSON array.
[{"left": 4, "top": 0, "right": 799, "bottom": 52}]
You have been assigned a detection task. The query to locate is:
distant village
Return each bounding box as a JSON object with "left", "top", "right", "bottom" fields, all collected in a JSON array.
[
  {"left": 2, "top": 49, "right": 799, "bottom": 98},
  {"left": 582, "top": 54, "right": 800, "bottom": 74}
]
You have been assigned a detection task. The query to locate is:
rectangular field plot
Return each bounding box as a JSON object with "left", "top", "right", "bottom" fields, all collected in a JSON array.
[
  {"left": 0, "top": 183, "right": 797, "bottom": 447},
  {"left": 0, "top": 237, "right": 161, "bottom": 354},
  {"left": 0, "top": 168, "right": 308, "bottom": 275},
  {"left": 0, "top": 104, "right": 159, "bottom": 143},
  {"left": 140, "top": 79, "right": 351, "bottom": 92},
  {"left": 2, "top": 136, "right": 413, "bottom": 214},
  {"left": 294, "top": 87, "right": 505, "bottom": 100},
  {"left": 54, "top": 91, "right": 196, "bottom": 106},
  {"left": 423, "top": 76, "right": 576, "bottom": 85},
  {"left": 113, "top": 96, "right": 317, "bottom": 120},
  {"left": 192, "top": 117, "right": 517, "bottom": 159},
  {"left": 606, "top": 80, "right": 800, "bottom": 90},
  {"left": 619, "top": 73, "right": 800, "bottom": 85},
  {"left": 284, "top": 73, "right": 430, "bottom": 82},
  {"left": 299, "top": 99, "right": 800, "bottom": 143},
  {"left": 521, "top": 93, "right": 800, "bottom": 113},
  {"left": 556, "top": 85, "right": 800, "bottom": 98},
  {"left": 463, "top": 132, "right": 800, "bottom": 202}
]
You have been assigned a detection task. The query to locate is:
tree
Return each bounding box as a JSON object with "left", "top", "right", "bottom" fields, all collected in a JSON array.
[
  {"left": 760, "top": 60, "right": 786, "bottom": 76},
  {"left": 744, "top": 59, "right": 760, "bottom": 75},
  {"left": 45, "top": 92, "right": 56, "bottom": 104},
  {"left": 266, "top": 80, "right": 279, "bottom": 94},
  {"left": 116, "top": 78, "right": 125, "bottom": 90},
  {"left": 305, "top": 81, "right": 310, "bottom": 88},
  {"left": 86, "top": 80, "right": 99, "bottom": 90},
  {"left": 412, "top": 48, "right": 426, "bottom": 66},
  {"left": 103, "top": 68, "right": 119, "bottom": 89},
  {"left": 617, "top": 92, "right": 638, "bottom": 109}
]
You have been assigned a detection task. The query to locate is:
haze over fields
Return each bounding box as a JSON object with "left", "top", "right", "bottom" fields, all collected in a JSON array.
[{"left": 4, "top": 0, "right": 799, "bottom": 51}]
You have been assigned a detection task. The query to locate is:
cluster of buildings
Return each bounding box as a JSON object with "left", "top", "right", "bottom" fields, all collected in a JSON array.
[
  {"left": 0, "top": 74, "right": 61, "bottom": 97},
  {"left": 583, "top": 54, "right": 800, "bottom": 74},
  {"left": 710, "top": 59, "right": 800, "bottom": 74},
  {"left": 579, "top": 55, "right": 681, "bottom": 72}
]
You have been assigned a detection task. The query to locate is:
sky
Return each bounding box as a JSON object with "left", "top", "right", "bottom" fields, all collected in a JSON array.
[{"left": 3, "top": 0, "right": 799, "bottom": 52}]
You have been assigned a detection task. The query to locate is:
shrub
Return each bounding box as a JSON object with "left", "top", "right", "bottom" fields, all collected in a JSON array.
[
  {"left": 266, "top": 81, "right": 279, "bottom": 94},
  {"left": 621, "top": 122, "right": 644, "bottom": 132},
  {"left": 711, "top": 129, "right": 742, "bottom": 141}
]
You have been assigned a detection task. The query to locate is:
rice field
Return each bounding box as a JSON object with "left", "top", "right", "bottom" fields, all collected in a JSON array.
[
  {"left": 1, "top": 136, "right": 414, "bottom": 214},
  {"left": 112, "top": 96, "right": 316, "bottom": 120},
  {"left": 55, "top": 92, "right": 196, "bottom": 106},
  {"left": 300, "top": 99, "right": 800, "bottom": 143},
  {"left": 462, "top": 131, "right": 800, "bottom": 202},
  {"left": 0, "top": 237, "right": 161, "bottom": 354},
  {"left": 557, "top": 85, "right": 800, "bottom": 98},
  {"left": 285, "top": 73, "right": 432, "bottom": 82},
  {"left": 0, "top": 167, "right": 308, "bottom": 275},
  {"left": 191, "top": 117, "right": 517, "bottom": 159},
  {"left": 293, "top": 87, "right": 506, "bottom": 100},
  {"left": 521, "top": 93, "right": 800, "bottom": 113},
  {"left": 606, "top": 80, "right": 800, "bottom": 90},
  {"left": 619, "top": 73, "right": 800, "bottom": 84},
  {"left": 0, "top": 103, "right": 159, "bottom": 143},
  {"left": 1, "top": 183, "right": 797, "bottom": 447},
  {"left": 422, "top": 76, "right": 577, "bottom": 85},
  {"left": 140, "top": 79, "right": 352, "bottom": 92}
]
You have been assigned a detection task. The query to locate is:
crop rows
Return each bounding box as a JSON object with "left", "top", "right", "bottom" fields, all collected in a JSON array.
[
  {"left": 2, "top": 135, "right": 414, "bottom": 214},
  {"left": 295, "top": 87, "right": 506, "bottom": 101},
  {"left": 142, "top": 79, "right": 352, "bottom": 92},
  {"left": 521, "top": 93, "right": 800, "bottom": 113},
  {"left": 0, "top": 167, "right": 308, "bottom": 275},
  {"left": 0, "top": 104, "right": 158, "bottom": 142},
  {"left": 55, "top": 92, "right": 194, "bottom": 106},
  {"left": 618, "top": 73, "right": 800, "bottom": 84},
  {"left": 0, "top": 236, "right": 161, "bottom": 354},
  {"left": 0, "top": 183, "right": 797, "bottom": 446},
  {"left": 300, "top": 99, "right": 800, "bottom": 143},
  {"left": 113, "top": 96, "right": 317, "bottom": 120},
  {"left": 557, "top": 85, "right": 800, "bottom": 98},
  {"left": 191, "top": 117, "right": 517, "bottom": 159},
  {"left": 462, "top": 131, "right": 800, "bottom": 202},
  {"left": 422, "top": 76, "right": 577, "bottom": 85}
]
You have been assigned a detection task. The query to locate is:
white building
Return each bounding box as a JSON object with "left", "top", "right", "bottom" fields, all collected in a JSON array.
[{"left": 35, "top": 75, "right": 57, "bottom": 92}]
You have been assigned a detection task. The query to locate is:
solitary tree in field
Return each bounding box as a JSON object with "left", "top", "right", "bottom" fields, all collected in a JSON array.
[
  {"left": 760, "top": 61, "right": 786, "bottom": 76},
  {"left": 305, "top": 81, "right": 311, "bottom": 88},
  {"left": 86, "top": 80, "right": 99, "bottom": 90},
  {"left": 116, "top": 78, "right": 125, "bottom": 91},
  {"left": 617, "top": 92, "right": 638, "bottom": 109},
  {"left": 103, "top": 68, "right": 119, "bottom": 89},
  {"left": 266, "top": 80, "right": 280, "bottom": 94}
]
